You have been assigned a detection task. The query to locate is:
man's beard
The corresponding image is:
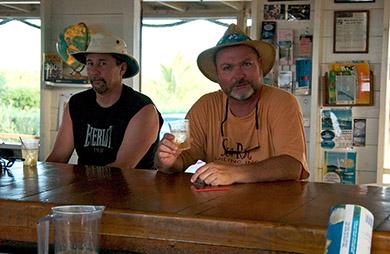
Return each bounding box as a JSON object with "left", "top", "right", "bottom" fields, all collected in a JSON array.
[
  {"left": 223, "top": 80, "right": 257, "bottom": 101},
  {"left": 91, "top": 78, "right": 108, "bottom": 94}
]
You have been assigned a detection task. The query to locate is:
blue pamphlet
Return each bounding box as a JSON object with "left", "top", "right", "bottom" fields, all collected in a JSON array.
[{"left": 296, "top": 59, "right": 311, "bottom": 88}]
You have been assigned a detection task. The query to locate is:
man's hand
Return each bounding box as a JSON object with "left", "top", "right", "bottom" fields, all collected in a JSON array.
[
  {"left": 154, "top": 133, "right": 183, "bottom": 173},
  {"left": 190, "top": 162, "right": 237, "bottom": 186},
  {"left": 190, "top": 155, "right": 304, "bottom": 186}
]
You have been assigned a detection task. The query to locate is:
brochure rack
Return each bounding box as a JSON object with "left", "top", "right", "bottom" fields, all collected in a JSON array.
[{"left": 322, "top": 71, "right": 374, "bottom": 106}]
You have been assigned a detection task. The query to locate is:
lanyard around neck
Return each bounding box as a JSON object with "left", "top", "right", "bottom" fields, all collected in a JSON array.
[{"left": 220, "top": 98, "right": 259, "bottom": 137}]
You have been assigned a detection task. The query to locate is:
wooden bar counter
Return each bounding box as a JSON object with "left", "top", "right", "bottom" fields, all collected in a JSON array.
[{"left": 0, "top": 162, "right": 389, "bottom": 253}]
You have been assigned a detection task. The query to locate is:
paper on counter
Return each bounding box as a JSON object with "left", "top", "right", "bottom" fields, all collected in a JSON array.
[{"left": 184, "top": 160, "right": 205, "bottom": 174}]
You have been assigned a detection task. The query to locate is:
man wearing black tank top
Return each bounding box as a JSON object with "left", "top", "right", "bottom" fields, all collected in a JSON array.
[{"left": 46, "top": 33, "right": 163, "bottom": 169}]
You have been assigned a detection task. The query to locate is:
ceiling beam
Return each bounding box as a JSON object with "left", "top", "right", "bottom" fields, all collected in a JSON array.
[
  {"left": 0, "top": 9, "right": 40, "bottom": 18},
  {"left": 158, "top": 2, "right": 188, "bottom": 12},
  {"left": 220, "top": 1, "right": 243, "bottom": 11},
  {"left": 0, "top": 1, "right": 39, "bottom": 3},
  {"left": 0, "top": 3, "right": 31, "bottom": 12},
  {"left": 142, "top": 8, "right": 241, "bottom": 19}
]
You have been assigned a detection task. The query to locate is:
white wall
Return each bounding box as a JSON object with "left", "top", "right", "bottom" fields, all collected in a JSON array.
[
  {"left": 253, "top": 0, "right": 382, "bottom": 184},
  {"left": 316, "top": 0, "right": 383, "bottom": 184},
  {"left": 252, "top": 0, "right": 316, "bottom": 180}
]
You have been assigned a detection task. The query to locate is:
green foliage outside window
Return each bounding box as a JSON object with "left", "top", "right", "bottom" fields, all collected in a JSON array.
[
  {"left": 0, "top": 70, "right": 40, "bottom": 143},
  {"left": 142, "top": 53, "right": 220, "bottom": 113}
]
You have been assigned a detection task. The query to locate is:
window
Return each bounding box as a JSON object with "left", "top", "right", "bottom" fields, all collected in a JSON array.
[
  {"left": 0, "top": 19, "right": 41, "bottom": 144},
  {"left": 141, "top": 19, "right": 234, "bottom": 136}
]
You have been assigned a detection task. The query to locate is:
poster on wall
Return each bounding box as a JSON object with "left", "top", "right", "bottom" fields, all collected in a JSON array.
[
  {"left": 353, "top": 119, "right": 366, "bottom": 147},
  {"left": 287, "top": 4, "right": 310, "bottom": 20},
  {"left": 264, "top": 4, "right": 285, "bottom": 20},
  {"left": 321, "top": 107, "right": 353, "bottom": 149},
  {"left": 323, "top": 151, "right": 356, "bottom": 184}
]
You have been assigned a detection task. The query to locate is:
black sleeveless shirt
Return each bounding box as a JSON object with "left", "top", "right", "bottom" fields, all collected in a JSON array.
[{"left": 69, "top": 85, "right": 163, "bottom": 169}]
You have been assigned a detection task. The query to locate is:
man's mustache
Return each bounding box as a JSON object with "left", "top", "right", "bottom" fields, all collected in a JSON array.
[
  {"left": 230, "top": 80, "right": 251, "bottom": 89},
  {"left": 91, "top": 77, "right": 106, "bottom": 83}
]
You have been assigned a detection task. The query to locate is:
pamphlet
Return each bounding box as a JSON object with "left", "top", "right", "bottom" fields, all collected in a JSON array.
[
  {"left": 329, "top": 61, "right": 371, "bottom": 104},
  {"left": 295, "top": 59, "right": 311, "bottom": 95},
  {"left": 327, "top": 70, "right": 352, "bottom": 105},
  {"left": 278, "top": 29, "right": 293, "bottom": 65},
  {"left": 323, "top": 151, "right": 356, "bottom": 184},
  {"left": 261, "top": 21, "right": 276, "bottom": 45},
  {"left": 353, "top": 119, "right": 366, "bottom": 147},
  {"left": 278, "top": 71, "right": 293, "bottom": 92},
  {"left": 298, "top": 34, "right": 312, "bottom": 57},
  {"left": 336, "top": 75, "right": 356, "bottom": 105},
  {"left": 43, "top": 53, "right": 63, "bottom": 81}
]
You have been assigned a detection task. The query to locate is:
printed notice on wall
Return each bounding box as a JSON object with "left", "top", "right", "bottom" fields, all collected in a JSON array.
[{"left": 334, "top": 11, "right": 369, "bottom": 53}]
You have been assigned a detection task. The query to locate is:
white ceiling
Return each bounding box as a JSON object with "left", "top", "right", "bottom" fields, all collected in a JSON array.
[{"left": 0, "top": 1, "right": 251, "bottom": 19}]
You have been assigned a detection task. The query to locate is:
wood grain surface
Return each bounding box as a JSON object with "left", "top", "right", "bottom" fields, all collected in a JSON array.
[{"left": 0, "top": 162, "right": 389, "bottom": 253}]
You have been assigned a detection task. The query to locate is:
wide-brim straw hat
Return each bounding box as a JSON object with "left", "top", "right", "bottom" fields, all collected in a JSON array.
[
  {"left": 71, "top": 33, "right": 139, "bottom": 78},
  {"left": 197, "top": 24, "right": 276, "bottom": 83}
]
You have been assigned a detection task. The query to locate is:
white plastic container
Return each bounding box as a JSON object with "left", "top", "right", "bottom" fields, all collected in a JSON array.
[{"left": 325, "top": 204, "right": 374, "bottom": 254}]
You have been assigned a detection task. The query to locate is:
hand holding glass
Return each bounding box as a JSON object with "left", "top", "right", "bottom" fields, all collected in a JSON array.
[{"left": 168, "top": 119, "right": 190, "bottom": 151}]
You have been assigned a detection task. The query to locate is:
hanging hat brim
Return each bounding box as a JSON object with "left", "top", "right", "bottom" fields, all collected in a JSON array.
[
  {"left": 197, "top": 36, "right": 276, "bottom": 83},
  {"left": 71, "top": 51, "right": 139, "bottom": 79}
]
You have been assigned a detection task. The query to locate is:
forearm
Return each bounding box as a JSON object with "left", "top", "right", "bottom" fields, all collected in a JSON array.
[
  {"left": 45, "top": 138, "right": 74, "bottom": 163},
  {"left": 234, "top": 155, "right": 303, "bottom": 183},
  {"left": 46, "top": 150, "right": 71, "bottom": 163}
]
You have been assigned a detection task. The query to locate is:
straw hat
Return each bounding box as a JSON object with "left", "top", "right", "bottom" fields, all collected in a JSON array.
[
  {"left": 71, "top": 33, "right": 139, "bottom": 78},
  {"left": 197, "top": 24, "right": 276, "bottom": 83}
]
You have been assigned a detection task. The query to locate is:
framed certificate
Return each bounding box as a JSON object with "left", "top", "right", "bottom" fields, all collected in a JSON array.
[
  {"left": 335, "top": 0, "right": 374, "bottom": 2},
  {"left": 333, "top": 10, "right": 369, "bottom": 53}
]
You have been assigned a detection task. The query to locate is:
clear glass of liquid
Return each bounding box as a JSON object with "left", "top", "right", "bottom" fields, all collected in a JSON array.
[
  {"left": 21, "top": 139, "right": 39, "bottom": 166},
  {"left": 168, "top": 119, "right": 190, "bottom": 151}
]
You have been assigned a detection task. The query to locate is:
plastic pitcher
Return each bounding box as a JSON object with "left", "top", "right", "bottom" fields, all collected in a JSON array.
[{"left": 36, "top": 205, "right": 105, "bottom": 254}]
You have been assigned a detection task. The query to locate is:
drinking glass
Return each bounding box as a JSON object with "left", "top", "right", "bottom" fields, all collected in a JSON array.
[
  {"left": 168, "top": 119, "right": 190, "bottom": 151},
  {"left": 21, "top": 139, "right": 39, "bottom": 166}
]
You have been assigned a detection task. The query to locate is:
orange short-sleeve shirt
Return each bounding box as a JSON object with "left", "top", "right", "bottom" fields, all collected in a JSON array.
[{"left": 181, "top": 85, "right": 309, "bottom": 179}]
